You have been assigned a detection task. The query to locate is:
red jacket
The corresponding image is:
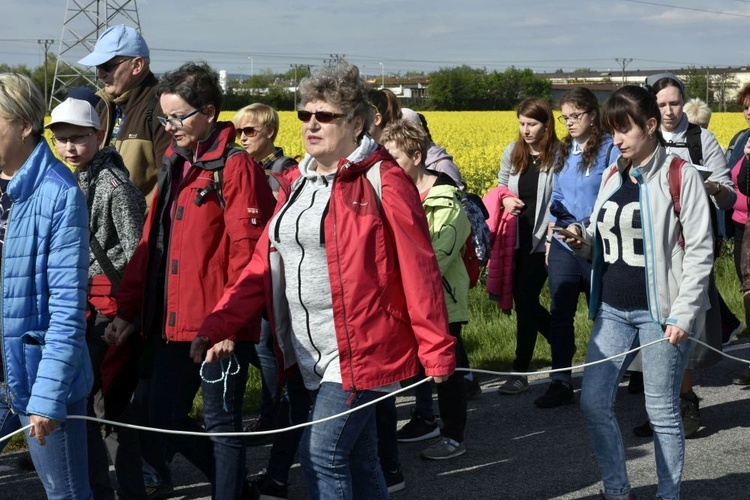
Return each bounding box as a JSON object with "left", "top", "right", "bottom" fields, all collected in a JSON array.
[
  {"left": 115, "top": 123, "right": 276, "bottom": 342},
  {"left": 484, "top": 185, "right": 518, "bottom": 312},
  {"left": 199, "top": 145, "right": 456, "bottom": 391}
]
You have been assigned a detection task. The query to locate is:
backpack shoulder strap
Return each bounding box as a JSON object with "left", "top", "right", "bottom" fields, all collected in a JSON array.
[
  {"left": 364, "top": 161, "right": 383, "bottom": 211},
  {"left": 685, "top": 123, "right": 703, "bottom": 166},
  {"left": 145, "top": 93, "right": 159, "bottom": 136},
  {"left": 669, "top": 156, "right": 686, "bottom": 215}
]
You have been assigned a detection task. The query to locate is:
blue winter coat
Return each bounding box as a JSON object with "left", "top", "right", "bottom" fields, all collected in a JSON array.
[{"left": 1, "top": 140, "right": 92, "bottom": 421}]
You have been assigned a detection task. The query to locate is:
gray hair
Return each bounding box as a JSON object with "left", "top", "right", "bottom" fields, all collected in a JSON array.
[
  {"left": 0, "top": 73, "right": 46, "bottom": 136},
  {"left": 298, "top": 62, "right": 373, "bottom": 138}
]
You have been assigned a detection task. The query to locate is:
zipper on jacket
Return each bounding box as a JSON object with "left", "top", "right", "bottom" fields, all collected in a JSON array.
[
  {"left": 0, "top": 204, "right": 15, "bottom": 411},
  {"left": 274, "top": 177, "right": 307, "bottom": 243},
  {"left": 328, "top": 173, "right": 357, "bottom": 393}
]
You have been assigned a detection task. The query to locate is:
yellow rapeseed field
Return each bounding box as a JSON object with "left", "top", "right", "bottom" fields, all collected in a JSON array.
[{"left": 220, "top": 110, "right": 749, "bottom": 196}]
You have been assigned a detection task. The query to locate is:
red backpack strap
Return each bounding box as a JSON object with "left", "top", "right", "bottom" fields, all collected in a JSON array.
[
  {"left": 668, "top": 156, "right": 686, "bottom": 248},
  {"left": 668, "top": 156, "right": 686, "bottom": 215}
]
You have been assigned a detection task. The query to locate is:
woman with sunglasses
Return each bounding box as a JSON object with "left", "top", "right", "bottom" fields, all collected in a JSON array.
[
  {"left": 106, "top": 62, "right": 276, "bottom": 499},
  {"left": 565, "top": 85, "right": 713, "bottom": 500},
  {"left": 234, "top": 103, "right": 297, "bottom": 199},
  {"left": 191, "top": 62, "right": 456, "bottom": 499},
  {"left": 495, "top": 97, "right": 558, "bottom": 395},
  {"left": 537, "top": 87, "right": 618, "bottom": 408}
]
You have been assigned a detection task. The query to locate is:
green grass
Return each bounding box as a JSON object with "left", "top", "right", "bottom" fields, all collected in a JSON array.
[{"left": 4, "top": 245, "right": 744, "bottom": 453}]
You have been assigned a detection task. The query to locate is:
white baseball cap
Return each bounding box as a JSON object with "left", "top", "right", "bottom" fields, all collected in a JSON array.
[{"left": 46, "top": 98, "right": 101, "bottom": 130}]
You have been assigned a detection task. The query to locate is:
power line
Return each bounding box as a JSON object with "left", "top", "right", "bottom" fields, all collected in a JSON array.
[{"left": 622, "top": 0, "right": 750, "bottom": 18}]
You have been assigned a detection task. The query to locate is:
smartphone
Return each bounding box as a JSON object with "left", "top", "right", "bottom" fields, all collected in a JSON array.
[{"left": 551, "top": 226, "right": 590, "bottom": 245}]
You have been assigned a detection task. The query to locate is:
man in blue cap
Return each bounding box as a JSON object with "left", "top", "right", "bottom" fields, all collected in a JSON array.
[
  {"left": 78, "top": 24, "right": 174, "bottom": 497},
  {"left": 78, "top": 24, "right": 170, "bottom": 209}
]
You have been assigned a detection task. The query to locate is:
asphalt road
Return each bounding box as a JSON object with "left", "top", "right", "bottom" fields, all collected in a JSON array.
[{"left": 3, "top": 342, "right": 750, "bottom": 499}]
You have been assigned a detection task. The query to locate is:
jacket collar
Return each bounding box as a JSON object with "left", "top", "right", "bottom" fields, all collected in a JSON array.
[
  {"left": 167, "top": 122, "right": 239, "bottom": 171},
  {"left": 296, "top": 133, "right": 385, "bottom": 180},
  {"left": 8, "top": 140, "right": 61, "bottom": 203},
  {"left": 617, "top": 145, "right": 666, "bottom": 183},
  {"left": 98, "top": 71, "right": 158, "bottom": 109}
]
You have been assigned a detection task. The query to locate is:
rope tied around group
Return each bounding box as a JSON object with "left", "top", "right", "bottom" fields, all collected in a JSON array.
[{"left": 1, "top": 336, "right": 748, "bottom": 444}]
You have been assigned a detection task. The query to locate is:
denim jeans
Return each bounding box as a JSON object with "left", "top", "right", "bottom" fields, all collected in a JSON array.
[
  {"left": 148, "top": 340, "right": 252, "bottom": 499},
  {"left": 512, "top": 250, "right": 551, "bottom": 372},
  {"left": 4, "top": 395, "right": 93, "bottom": 499},
  {"left": 580, "top": 303, "right": 690, "bottom": 500},
  {"left": 301, "top": 382, "right": 388, "bottom": 500},
  {"left": 201, "top": 341, "right": 252, "bottom": 500},
  {"left": 248, "top": 318, "right": 280, "bottom": 421},
  {"left": 547, "top": 242, "right": 591, "bottom": 383}
]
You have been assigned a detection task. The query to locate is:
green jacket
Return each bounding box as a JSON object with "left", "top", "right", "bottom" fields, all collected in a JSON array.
[{"left": 422, "top": 182, "right": 471, "bottom": 323}]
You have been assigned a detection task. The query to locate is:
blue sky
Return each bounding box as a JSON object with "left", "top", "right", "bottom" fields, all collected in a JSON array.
[{"left": 1, "top": 0, "right": 748, "bottom": 77}]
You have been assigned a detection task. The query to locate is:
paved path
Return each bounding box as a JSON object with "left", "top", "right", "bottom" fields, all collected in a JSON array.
[{"left": 2, "top": 343, "right": 750, "bottom": 499}]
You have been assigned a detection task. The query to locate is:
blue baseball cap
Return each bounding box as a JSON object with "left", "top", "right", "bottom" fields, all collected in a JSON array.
[{"left": 77, "top": 25, "right": 149, "bottom": 67}]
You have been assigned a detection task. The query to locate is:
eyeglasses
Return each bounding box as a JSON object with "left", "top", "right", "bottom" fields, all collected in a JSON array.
[
  {"left": 157, "top": 107, "right": 205, "bottom": 129},
  {"left": 297, "top": 110, "right": 346, "bottom": 123},
  {"left": 236, "top": 126, "right": 260, "bottom": 138},
  {"left": 52, "top": 130, "right": 97, "bottom": 146},
  {"left": 558, "top": 111, "right": 589, "bottom": 124},
  {"left": 96, "top": 58, "right": 130, "bottom": 73}
]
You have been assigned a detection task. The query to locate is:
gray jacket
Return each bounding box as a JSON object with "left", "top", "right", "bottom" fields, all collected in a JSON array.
[
  {"left": 76, "top": 146, "right": 146, "bottom": 279},
  {"left": 498, "top": 142, "right": 554, "bottom": 253},
  {"left": 577, "top": 147, "right": 713, "bottom": 335}
]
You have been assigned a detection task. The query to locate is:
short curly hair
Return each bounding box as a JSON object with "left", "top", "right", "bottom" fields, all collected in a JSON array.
[
  {"left": 157, "top": 61, "right": 223, "bottom": 119},
  {"left": 380, "top": 119, "right": 430, "bottom": 165},
  {"left": 298, "top": 62, "right": 372, "bottom": 139}
]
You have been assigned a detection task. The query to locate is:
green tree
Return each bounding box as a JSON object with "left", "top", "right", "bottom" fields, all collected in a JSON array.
[
  {"left": 485, "top": 67, "right": 552, "bottom": 110},
  {"left": 682, "top": 66, "right": 711, "bottom": 103},
  {"left": 428, "top": 65, "right": 487, "bottom": 110}
]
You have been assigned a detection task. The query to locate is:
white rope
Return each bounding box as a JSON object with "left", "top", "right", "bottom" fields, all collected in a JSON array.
[{"left": 1, "top": 336, "right": 748, "bottom": 443}]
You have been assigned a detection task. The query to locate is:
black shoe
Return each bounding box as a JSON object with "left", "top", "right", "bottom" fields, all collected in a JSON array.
[
  {"left": 534, "top": 381, "right": 574, "bottom": 408},
  {"left": 680, "top": 394, "right": 701, "bottom": 438},
  {"left": 250, "top": 472, "right": 288, "bottom": 500},
  {"left": 632, "top": 420, "right": 653, "bottom": 438},
  {"left": 396, "top": 411, "right": 440, "bottom": 443},
  {"left": 383, "top": 467, "right": 405, "bottom": 494},
  {"left": 627, "top": 371, "right": 644, "bottom": 394},
  {"left": 464, "top": 377, "right": 482, "bottom": 400},
  {"left": 732, "top": 367, "right": 750, "bottom": 385},
  {"left": 244, "top": 417, "right": 276, "bottom": 447}
]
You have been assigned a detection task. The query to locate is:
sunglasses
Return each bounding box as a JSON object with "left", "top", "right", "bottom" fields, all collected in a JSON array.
[
  {"left": 297, "top": 110, "right": 346, "bottom": 123},
  {"left": 236, "top": 126, "right": 260, "bottom": 138},
  {"left": 96, "top": 58, "right": 130, "bottom": 73}
]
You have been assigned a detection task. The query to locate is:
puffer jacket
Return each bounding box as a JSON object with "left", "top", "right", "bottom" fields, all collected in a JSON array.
[
  {"left": 1, "top": 140, "right": 92, "bottom": 421},
  {"left": 115, "top": 123, "right": 276, "bottom": 342},
  {"left": 483, "top": 185, "right": 518, "bottom": 312},
  {"left": 423, "top": 178, "right": 471, "bottom": 323},
  {"left": 199, "top": 143, "right": 456, "bottom": 391}
]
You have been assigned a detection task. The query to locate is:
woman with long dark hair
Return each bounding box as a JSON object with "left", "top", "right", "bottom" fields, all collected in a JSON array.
[
  {"left": 496, "top": 97, "right": 558, "bottom": 395},
  {"left": 567, "top": 85, "right": 713, "bottom": 500},
  {"left": 536, "top": 88, "right": 618, "bottom": 408}
]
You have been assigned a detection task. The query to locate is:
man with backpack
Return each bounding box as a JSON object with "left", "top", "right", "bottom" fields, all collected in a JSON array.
[{"left": 78, "top": 24, "right": 171, "bottom": 209}]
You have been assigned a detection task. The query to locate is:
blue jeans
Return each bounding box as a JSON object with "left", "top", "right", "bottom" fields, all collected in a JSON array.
[
  {"left": 249, "top": 318, "right": 280, "bottom": 421},
  {"left": 0, "top": 390, "right": 93, "bottom": 499},
  {"left": 580, "top": 303, "right": 690, "bottom": 500},
  {"left": 148, "top": 340, "right": 252, "bottom": 499},
  {"left": 548, "top": 242, "right": 591, "bottom": 383},
  {"left": 301, "top": 382, "right": 389, "bottom": 500}
]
